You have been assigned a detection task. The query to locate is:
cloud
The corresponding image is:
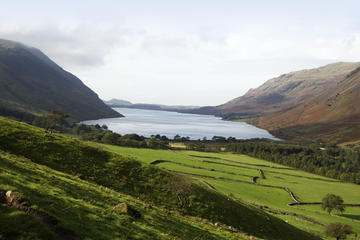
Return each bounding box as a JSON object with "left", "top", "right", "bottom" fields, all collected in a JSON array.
[
  {"left": 0, "top": 23, "right": 131, "bottom": 69},
  {"left": 1, "top": 21, "right": 360, "bottom": 105}
]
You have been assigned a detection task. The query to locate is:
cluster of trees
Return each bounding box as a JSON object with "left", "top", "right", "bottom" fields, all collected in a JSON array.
[
  {"left": 32, "top": 110, "right": 71, "bottom": 131},
  {"left": 31, "top": 110, "right": 169, "bottom": 149},
  {"left": 172, "top": 135, "right": 238, "bottom": 142},
  {"left": 81, "top": 129, "right": 169, "bottom": 149},
  {"left": 321, "top": 194, "right": 353, "bottom": 240},
  {"left": 173, "top": 134, "right": 191, "bottom": 142},
  {"left": 184, "top": 141, "right": 222, "bottom": 152}
]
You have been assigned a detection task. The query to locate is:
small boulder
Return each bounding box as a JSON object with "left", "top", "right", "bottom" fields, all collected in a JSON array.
[
  {"left": 114, "top": 203, "right": 128, "bottom": 214},
  {"left": 114, "top": 203, "right": 141, "bottom": 219},
  {"left": 6, "top": 190, "right": 21, "bottom": 204}
]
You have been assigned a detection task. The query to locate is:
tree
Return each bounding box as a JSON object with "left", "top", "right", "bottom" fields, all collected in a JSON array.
[
  {"left": 147, "top": 138, "right": 168, "bottom": 149},
  {"left": 174, "top": 134, "right": 181, "bottom": 141},
  {"left": 325, "top": 223, "right": 352, "bottom": 240},
  {"left": 322, "top": 194, "right": 345, "bottom": 214},
  {"left": 101, "top": 132, "right": 119, "bottom": 145},
  {"left": 44, "top": 110, "right": 68, "bottom": 132}
]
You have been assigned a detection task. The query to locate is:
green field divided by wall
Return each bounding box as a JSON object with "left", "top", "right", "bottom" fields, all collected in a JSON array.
[
  {"left": 105, "top": 145, "right": 360, "bottom": 239},
  {"left": 0, "top": 117, "right": 320, "bottom": 240},
  {"left": 0, "top": 150, "right": 255, "bottom": 240}
]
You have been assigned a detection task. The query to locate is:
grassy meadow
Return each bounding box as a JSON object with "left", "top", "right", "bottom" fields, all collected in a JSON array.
[
  {"left": 1, "top": 150, "right": 257, "bottom": 240},
  {"left": 0, "top": 116, "right": 320, "bottom": 240},
  {"left": 105, "top": 145, "right": 360, "bottom": 239}
]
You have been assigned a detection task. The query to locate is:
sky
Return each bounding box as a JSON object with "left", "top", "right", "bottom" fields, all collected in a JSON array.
[{"left": 1, "top": 0, "right": 360, "bottom": 106}]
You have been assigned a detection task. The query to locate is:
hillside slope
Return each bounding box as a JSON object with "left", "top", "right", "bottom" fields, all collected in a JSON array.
[
  {"left": 1, "top": 150, "right": 255, "bottom": 240},
  {"left": 0, "top": 39, "right": 121, "bottom": 121},
  {"left": 0, "top": 116, "right": 319, "bottom": 240},
  {"left": 192, "top": 62, "right": 360, "bottom": 118},
  {"left": 253, "top": 66, "right": 360, "bottom": 143}
]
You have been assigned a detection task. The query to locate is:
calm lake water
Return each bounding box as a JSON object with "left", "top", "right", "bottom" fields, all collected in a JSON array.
[{"left": 83, "top": 108, "right": 277, "bottom": 140}]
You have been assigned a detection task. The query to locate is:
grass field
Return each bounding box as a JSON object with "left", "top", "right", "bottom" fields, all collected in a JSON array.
[
  {"left": 105, "top": 145, "right": 360, "bottom": 239},
  {"left": 1, "top": 150, "right": 259, "bottom": 240},
  {"left": 0, "top": 116, "right": 321, "bottom": 240}
]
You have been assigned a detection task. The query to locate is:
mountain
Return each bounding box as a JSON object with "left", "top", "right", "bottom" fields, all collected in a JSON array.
[
  {"left": 253, "top": 66, "right": 360, "bottom": 143},
  {"left": 104, "top": 98, "right": 133, "bottom": 106},
  {"left": 192, "top": 62, "right": 360, "bottom": 118},
  {"left": 0, "top": 39, "right": 122, "bottom": 121},
  {"left": 104, "top": 98, "right": 200, "bottom": 112}
]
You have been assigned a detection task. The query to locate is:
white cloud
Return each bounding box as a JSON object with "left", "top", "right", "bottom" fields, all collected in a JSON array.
[{"left": 0, "top": 23, "right": 129, "bottom": 68}]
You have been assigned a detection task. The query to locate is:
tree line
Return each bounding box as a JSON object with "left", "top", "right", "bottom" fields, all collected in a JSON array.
[{"left": 30, "top": 110, "right": 169, "bottom": 149}]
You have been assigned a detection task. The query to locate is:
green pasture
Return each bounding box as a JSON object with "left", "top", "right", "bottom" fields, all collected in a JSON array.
[
  {"left": 105, "top": 145, "right": 360, "bottom": 239},
  {"left": 0, "top": 150, "right": 251, "bottom": 240},
  {"left": 1, "top": 117, "right": 319, "bottom": 240}
]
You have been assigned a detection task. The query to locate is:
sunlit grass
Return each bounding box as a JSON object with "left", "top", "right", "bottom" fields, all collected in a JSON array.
[{"left": 105, "top": 145, "right": 360, "bottom": 239}]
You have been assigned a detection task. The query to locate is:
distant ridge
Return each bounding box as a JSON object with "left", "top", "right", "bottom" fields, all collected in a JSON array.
[
  {"left": 104, "top": 99, "right": 132, "bottom": 106},
  {"left": 104, "top": 98, "right": 200, "bottom": 112},
  {"left": 0, "top": 39, "right": 122, "bottom": 121}
]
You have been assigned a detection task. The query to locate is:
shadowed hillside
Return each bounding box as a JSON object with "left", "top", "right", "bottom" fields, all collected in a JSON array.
[{"left": 0, "top": 39, "right": 122, "bottom": 121}]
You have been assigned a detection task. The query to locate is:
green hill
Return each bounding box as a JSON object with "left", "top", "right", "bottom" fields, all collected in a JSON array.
[
  {"left": 0, "top": 39, "right": 122, "bottom": 121},
  {"left": 0, "top": 116, "right": 320, "bottom": 240}
]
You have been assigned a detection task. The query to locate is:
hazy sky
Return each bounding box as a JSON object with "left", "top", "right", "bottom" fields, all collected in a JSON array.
[{"left": 1, "top": 1, "right": 360, "bottom": 105}]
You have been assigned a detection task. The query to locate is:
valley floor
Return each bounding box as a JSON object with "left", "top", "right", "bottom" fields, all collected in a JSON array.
[
  {"left": 105, "top": 145, "right": 360, "bottom": 239},
  {"left": 1, "top": 116, "right": 318, "bottom": 240}
]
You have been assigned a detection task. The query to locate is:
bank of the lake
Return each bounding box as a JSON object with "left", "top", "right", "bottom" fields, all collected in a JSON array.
[{"left": 83, "top": 108, "right": 277, "bottom": 140}]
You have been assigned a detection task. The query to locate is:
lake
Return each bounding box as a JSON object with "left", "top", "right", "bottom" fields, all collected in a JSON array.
[{"left": 83, "top": 108, "right": 278, "bottom": 140}]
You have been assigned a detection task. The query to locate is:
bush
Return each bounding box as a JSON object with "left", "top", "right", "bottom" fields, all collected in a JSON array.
[{"left": 325, "top": 223, "right": 352, "bottom": 240}]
